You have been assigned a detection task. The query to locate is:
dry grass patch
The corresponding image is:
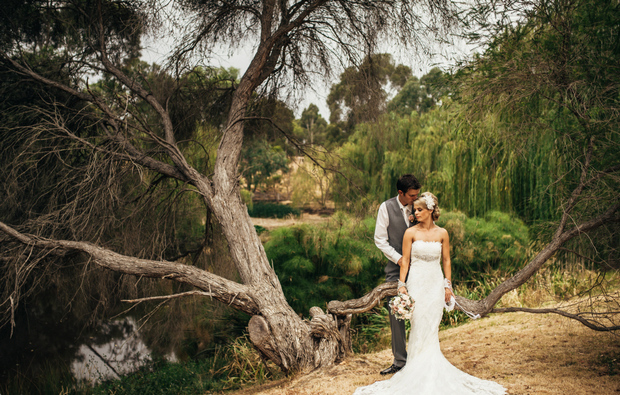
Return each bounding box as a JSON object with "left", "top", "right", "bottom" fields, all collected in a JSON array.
[{"left": 227, "top": 311, "right": 620, "bottom": 395}]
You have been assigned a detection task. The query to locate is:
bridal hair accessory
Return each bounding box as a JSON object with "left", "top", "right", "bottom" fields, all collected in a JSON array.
[
  {"left": 389, "top": 293, "right": 415, "bottom": 321},
  {"left": 423, "top": 194, "right": 435, "bottom": 210}
]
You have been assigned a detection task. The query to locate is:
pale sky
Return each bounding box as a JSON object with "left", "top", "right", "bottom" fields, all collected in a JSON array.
[{"left": 141, "top": 25, "right": 475, "bottom": 120}]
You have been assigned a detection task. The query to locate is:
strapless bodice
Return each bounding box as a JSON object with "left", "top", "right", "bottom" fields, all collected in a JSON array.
[{"left": 411, "top": 240, "right": 442, "bottom": 262}]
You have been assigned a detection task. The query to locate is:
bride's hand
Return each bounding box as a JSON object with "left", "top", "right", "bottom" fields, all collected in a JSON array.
[
  {"left": 445, "top": 288, "right": 454, "bottom": 303},
  {"left": 399, "top": 286, "right": 408, "bottom": 295}
]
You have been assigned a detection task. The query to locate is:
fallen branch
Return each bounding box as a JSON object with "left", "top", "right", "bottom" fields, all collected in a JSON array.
[
  {"left": 491, "top": 306, "right": 620, "bottom": 332},
  {"left": 327, "top": 282, "right": 397, "bottom": 315}
]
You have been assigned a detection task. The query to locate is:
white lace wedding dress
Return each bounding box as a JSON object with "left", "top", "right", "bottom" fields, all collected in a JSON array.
[{"left": 354, "top": 240, "right": 506, "bottom": 395}]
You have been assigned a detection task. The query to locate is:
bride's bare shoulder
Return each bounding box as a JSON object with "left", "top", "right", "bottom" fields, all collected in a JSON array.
[
  {"left": 437, "top": 227, "right": 449, "bottom": 240},
  {"left": 404, "top": 226, "right": 418, "bottom": 237}
]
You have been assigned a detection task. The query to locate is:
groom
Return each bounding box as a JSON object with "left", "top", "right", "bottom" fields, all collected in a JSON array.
[{"left": 374, "top": 174, "right": 421, "bottom": 375}]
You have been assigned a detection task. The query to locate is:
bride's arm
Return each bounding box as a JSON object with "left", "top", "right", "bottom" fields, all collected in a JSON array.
[
  {"left": 441, "top": 229, "right": 455, "bottom": 302},
  {"left": 399, "top": 230, "right": 414, "bottom": 294}
]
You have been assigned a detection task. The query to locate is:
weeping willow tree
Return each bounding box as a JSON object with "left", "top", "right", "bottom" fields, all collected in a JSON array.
[
  {"left": 456, "top": 0, "right": 620, "bottom": 271},
  {"left": 332, "top": 101, "right": 562, "bottom": 222}
]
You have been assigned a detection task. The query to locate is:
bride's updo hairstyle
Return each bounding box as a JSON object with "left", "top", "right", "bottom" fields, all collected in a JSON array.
[{"left": 415, "top": 192, "right": 440, "bottom": 221}]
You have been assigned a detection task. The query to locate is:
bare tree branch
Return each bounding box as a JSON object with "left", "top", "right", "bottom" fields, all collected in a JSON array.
[
  {"left": 480, "top": 202, "right": 620, "bottom": 311},
  {"left": 122, "top": 290, "right": 215, "bottom": 303},
  {"left": 96, "top": 1, "right": 176, "bottom": 151},
  {"left": 3, "top": 57, "right": 191, "bottom": 183},
  {"left": 0, "top": 221, "right": 260, "bottom": 315},
  {"left": 555, "top": 136, "right": 595, "bottom": 238}
]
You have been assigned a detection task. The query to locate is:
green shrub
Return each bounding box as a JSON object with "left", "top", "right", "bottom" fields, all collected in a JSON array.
[
  {"left": 240, "top": 189, "right": 253, "bottom": 212},
  {"left": 437, "top": 210, "right": 530, "bottom": 279},
  {"left": 264, "top": 212, "right": 384, "bottom": 316},
  {"left": 264, "top": 209, "right": 529, "bottom": 318},
  {"left": 247, "top": 202, "right": 300, "bottom": 218}
]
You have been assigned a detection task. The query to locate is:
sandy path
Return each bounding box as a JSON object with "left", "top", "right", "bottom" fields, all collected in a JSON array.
[{"left": 229, "top": 311, "right": 620, "bottom": 395}]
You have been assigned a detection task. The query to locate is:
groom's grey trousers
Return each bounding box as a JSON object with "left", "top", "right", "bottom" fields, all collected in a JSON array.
[
  {"left": 383, "top": 197, "right": 412, "bottom": 368},
  {"left": 386, "top": 269, "right": 407, "bottom": 368}
]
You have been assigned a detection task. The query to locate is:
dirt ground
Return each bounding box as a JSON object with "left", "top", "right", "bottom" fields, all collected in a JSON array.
[
  {"left": 251, "top": 214, "right": 331, "bottom": 230},
  {"left": 228, "top": 311, "right": 620, "bottom": 395}
]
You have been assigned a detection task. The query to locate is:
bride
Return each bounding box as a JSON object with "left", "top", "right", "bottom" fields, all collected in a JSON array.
[{"left": 354, "top": 192, "right": 506, "bottom": 395}]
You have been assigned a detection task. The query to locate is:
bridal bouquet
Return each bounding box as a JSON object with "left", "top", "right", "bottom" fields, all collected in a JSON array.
[{"left": 389, "top": 293, "right": 415, "bottom": 321}]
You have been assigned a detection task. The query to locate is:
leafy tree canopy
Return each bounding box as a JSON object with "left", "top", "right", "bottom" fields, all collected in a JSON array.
[
  {"left": 298, "top": 103, "right": 328, "bottom": 146},
  {"left": 327, "top": 53, "right": 412, "bottom": 133},
  {"left": 387, "top": 67, "right": 451, "bottom": 115},
  {"left": 240, "top": 139, "right": 289, "bottom": 192}
]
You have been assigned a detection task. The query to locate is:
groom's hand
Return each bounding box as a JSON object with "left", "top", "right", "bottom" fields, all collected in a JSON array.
[{"left": 397, "top": 257, "right": 403, "bottom": 266}]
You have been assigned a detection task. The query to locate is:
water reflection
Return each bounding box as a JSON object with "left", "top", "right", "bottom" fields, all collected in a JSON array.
[{"left": 71, "top": 317, "right": 176, "bottom": 384}]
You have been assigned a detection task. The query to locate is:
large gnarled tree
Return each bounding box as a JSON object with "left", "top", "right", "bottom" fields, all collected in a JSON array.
[{"left": 0, "top": 0, "right": 457, "bottom": 372}]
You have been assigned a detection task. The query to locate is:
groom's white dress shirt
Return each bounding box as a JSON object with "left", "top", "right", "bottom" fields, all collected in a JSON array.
[{"left": 374, "top": 196, "right": 411, "bottom": 265}]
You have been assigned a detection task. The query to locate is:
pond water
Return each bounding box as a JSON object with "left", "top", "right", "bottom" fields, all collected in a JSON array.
[
  {"left": 71, "top": 317, "right": 176, "bottom": 384},
  {"left": 1, "top": 311, "right": 176, "bottom": 388}
]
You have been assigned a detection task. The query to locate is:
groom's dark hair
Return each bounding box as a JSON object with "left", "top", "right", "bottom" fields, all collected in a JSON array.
[{"left": 397, "top": 174, "right": 421, "bottom": 193}]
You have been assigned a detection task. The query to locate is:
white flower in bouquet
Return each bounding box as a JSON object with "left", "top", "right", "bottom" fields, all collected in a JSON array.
[{"left": 389, "top": 293, "right": 415, "bottom": 321}]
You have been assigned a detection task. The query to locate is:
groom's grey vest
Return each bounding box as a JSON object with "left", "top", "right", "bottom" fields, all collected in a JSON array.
[{"left": 384, "top": 197, "right": 411, "bottom": 281}]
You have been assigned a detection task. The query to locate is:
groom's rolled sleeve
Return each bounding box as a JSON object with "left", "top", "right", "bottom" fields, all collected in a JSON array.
[{"left": 374, "top": 202, "right": 402, "bottom": 265}]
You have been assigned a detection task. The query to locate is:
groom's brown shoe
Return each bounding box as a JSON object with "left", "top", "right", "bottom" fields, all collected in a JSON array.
[{"left": 379, "top": 364, "right": 403, "bottom": 375}]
